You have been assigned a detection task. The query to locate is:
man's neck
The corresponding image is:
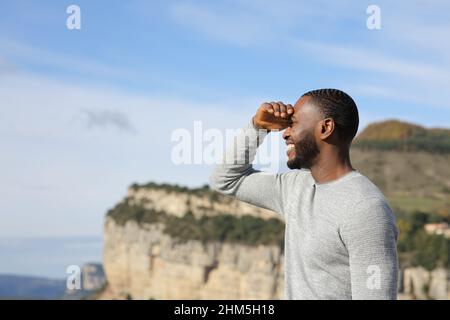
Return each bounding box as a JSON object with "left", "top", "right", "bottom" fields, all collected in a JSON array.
[{"left": 310, "top": 147, "right": 354, "bottom": 184}]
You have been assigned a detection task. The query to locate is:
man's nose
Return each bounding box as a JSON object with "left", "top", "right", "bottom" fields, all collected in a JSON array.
[{"left": 282, "top": 128, "right": 290, "bottom": 140}]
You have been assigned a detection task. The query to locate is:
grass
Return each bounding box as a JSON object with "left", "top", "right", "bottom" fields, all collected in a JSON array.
[{"left": 388, "top": 195, "right": 450, "bottom": 218}]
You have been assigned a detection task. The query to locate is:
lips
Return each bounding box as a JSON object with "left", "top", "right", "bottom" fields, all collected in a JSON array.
[{"left": 286, "top": 143, "right": 295, "bottom": 156}]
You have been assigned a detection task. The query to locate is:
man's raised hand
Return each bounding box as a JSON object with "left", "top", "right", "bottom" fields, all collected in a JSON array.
[{"left": 252, "top": 101, "right": 294, "bottom": 131}]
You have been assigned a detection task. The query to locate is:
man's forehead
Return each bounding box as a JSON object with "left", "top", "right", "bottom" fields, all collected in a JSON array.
[{"left": 293, "top": 96, "right": 315, "bottom": 116}]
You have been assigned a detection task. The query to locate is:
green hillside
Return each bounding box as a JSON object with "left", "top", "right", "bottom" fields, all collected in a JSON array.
[
  {"left": 353, "top": 119, "right": 450, "bottom": 153},
  {"left": 351, "top": 120, "right": 450, "bottom": 217}
]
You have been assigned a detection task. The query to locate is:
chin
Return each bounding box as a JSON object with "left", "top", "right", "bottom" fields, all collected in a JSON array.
[
  {"left": 287, "top": 154, "right": 313, "bottom": 170},
  {"left": 286, "top": 162, "right": 297, "bottom": 170},
  {"left": 287, "top": 158, "right": 303, "bottom": 170}
]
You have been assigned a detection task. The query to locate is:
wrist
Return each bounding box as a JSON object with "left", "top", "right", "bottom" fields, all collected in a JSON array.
[{"left": 252, "top": 116, "right": 270, "bottom": 132}]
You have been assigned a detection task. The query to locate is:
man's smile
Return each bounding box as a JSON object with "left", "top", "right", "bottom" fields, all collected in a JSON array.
[{"left": 286, "top": 143, "right": 295, "bottom": 157}]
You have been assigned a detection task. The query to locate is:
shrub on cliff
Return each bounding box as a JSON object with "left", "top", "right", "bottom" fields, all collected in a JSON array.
[
  {"left": 107, "top": 202, "right": 285, "bottom": 249},
  {"left": 106, "top": 200, "right": 165, "bottom": 225},
  {"left": 163, "top": 211, "right": 285, "bottom": 249}
]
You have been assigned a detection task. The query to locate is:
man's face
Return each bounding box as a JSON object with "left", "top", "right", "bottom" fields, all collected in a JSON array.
[{"left": 283, "top": 96, "right": 321, "bottom": 169}]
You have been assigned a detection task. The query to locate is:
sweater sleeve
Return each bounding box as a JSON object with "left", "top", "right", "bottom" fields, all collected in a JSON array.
[
  {"left": 209, "top": 121, "right": 298, "bottom": 217},
  {"left": 340, "top": 197, "right": 399, "bottom": 300}
]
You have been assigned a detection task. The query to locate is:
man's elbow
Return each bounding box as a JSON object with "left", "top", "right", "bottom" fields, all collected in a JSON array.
[
  {"left": 208, "top": 169, "right": 239, "bottom": 196},
  {"left": 208, "top": 170, "right": 228, "bottom": 194}
]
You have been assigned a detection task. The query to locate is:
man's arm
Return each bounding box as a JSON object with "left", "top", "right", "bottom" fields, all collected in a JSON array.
[
  {"left": 209, "top": 102, "right": 297, "bottom": 216},
  {"left": 340, "top": 197, "right": 399, "bottom": 299}
]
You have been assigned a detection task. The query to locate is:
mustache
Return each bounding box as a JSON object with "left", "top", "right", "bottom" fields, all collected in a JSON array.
[{"left": 286, "top": 133, "right": 320, "bottom": 169}]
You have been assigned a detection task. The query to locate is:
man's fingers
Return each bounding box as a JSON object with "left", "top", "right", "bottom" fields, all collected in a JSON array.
[
  {"left": 255, "top": 101, "right": 294, "bottom": 130},
  {"left": 261, "top": 102, "right": 274, "bottom": 113},
  {"left": 271, "top": 102, "right": 281, "bottom": 116},
  {"left": 278, "top": 101, "right": 287, "bottom": 118},
  {"left": 260, "top": 101, "right": 293, "bottom": 119},
  {"left": 287, "top": 104, "right": 294, "bottom": 114}
]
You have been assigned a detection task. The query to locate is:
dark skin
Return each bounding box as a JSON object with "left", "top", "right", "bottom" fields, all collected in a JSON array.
[{"left": 252, "top": 96, "right": 354, "bottom": 184}]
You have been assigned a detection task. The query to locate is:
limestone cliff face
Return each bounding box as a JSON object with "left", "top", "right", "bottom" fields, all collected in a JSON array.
[
  {"left": 103, "top": 218, "right": 284, "bottom": 299},
  {"left": 399, "top": 267, "right": 450, "bottom": 300},
  {"left": 125, "top": 184, "right": 279, "bottom": 220},
  {"left": 101, "top": 185, "right": 284, "bottom": 300}
]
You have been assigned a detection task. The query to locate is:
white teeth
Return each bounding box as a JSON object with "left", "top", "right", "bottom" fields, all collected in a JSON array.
[{"left": 287, "top": 144, "right": 295, "bottom": 152}]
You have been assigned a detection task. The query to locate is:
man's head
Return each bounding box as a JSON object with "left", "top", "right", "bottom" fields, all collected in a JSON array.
[{"left": 283, "top": 88, "right": 359, "bottom": 169}]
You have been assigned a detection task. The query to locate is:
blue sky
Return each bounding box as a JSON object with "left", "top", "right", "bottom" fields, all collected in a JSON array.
[{"left": 1, "top": 0, "right": 450, "bottom": 238}]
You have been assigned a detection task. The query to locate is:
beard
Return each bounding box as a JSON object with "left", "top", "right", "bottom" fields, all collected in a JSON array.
[{"left": 287, "top": 131, "right": 320, "bottom": 169}]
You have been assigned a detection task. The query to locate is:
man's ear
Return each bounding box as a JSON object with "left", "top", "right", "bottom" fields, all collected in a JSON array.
[{"left": 320, "top": 118, "right": 335, "bottom": 140}]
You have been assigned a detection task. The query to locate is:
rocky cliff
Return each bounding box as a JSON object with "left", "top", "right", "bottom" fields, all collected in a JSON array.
[
  {"left": 102, "top": 219, "right": 284, "bottom": 299},
  {"left": 400, "top": 267, "right": 450, "bottom": 300},
  {"left": 101, "top": 185, "right": 284, "bottom": 299}
]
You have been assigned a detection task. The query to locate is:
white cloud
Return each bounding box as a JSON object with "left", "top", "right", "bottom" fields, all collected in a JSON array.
[
  {"left": 0, "top": 37, "right": 207, "bottom": 97},
  {"left": 169, "top": 2, "right": 275, "bottom": 46},
  {"left": 289, "top": 38, "right": 450, "bottom": 109},
  {"left": 168, "top": 0, "right": 359, "bottom": 46},
  {"left": 291, "top": 39, "right": 449, "bottom": 82},
  {"left": 0, "top": 57, "right": 16, "bottom": 74},
  {"left": 0, "top": 38, "right": 130, "bottom": 79}
]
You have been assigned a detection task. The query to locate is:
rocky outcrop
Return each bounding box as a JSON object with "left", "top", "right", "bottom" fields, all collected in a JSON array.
[
  {"left": 81, "top": 263, "right": 106, "bottom": 291},
  {"left": 102, "top": 218, "right": 284, "bottom": 300},
  {"left": 101, "top": 184, "right": 284, "bottom": 299},
  {"left": 400, "top": 267, "right": 450, "bottom": 300},
  {"left": 126, "top": 185, "right": 280, "bottom": 220},
  {"left": 63, "top": 263, "right": 106, "bottom": 300}
]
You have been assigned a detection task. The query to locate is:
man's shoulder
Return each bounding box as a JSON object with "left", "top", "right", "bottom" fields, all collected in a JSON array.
[
  {"left": 342, "top": 173, "right": 396, "bottom": 224},
  {"left": 345, "top": 171, "right": 388, "bottom": 203},
  {"left": 330, "top": 171, "right": 393, "bottom": 219}
]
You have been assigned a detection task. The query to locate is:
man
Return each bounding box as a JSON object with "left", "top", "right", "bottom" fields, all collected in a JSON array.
[{"left": 209, "top": 89, "right": 398, "bottom": 300}]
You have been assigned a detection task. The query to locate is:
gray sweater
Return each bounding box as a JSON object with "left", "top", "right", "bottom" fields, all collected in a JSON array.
[{"left": 209, "top": 121, "right": 399, "bottom": 300}]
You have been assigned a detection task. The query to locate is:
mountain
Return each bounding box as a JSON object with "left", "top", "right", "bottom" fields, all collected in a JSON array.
[
  {"left": 353, "top": 119, "right": 450, "bottom": 154},
  {"left": 350, "top": 148, "right": 450, "bottom": 217},
  {"left": 0, "top": 263, "right": 106, "bottom": 300},
  {"left": 356, "top": 120, "right": 427, "bottom": 140},
  {"left": 101, "top": 184, "right": 284, "bottom": 300},
  {"left": 0, "top": 275, "right": 65, "bottom": 299},
  {"left": 351, "top": 120, "right": 450, "bottom": 217}
]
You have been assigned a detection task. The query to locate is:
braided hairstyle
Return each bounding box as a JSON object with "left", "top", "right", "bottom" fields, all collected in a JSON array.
[{"left": 302, "top": 88, "right": 359, "bottom": 143}]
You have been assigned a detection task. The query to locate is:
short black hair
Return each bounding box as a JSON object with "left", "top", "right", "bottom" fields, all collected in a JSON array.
[{"left": 302, "top": 88, "right": 359, "bottom": 142}]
